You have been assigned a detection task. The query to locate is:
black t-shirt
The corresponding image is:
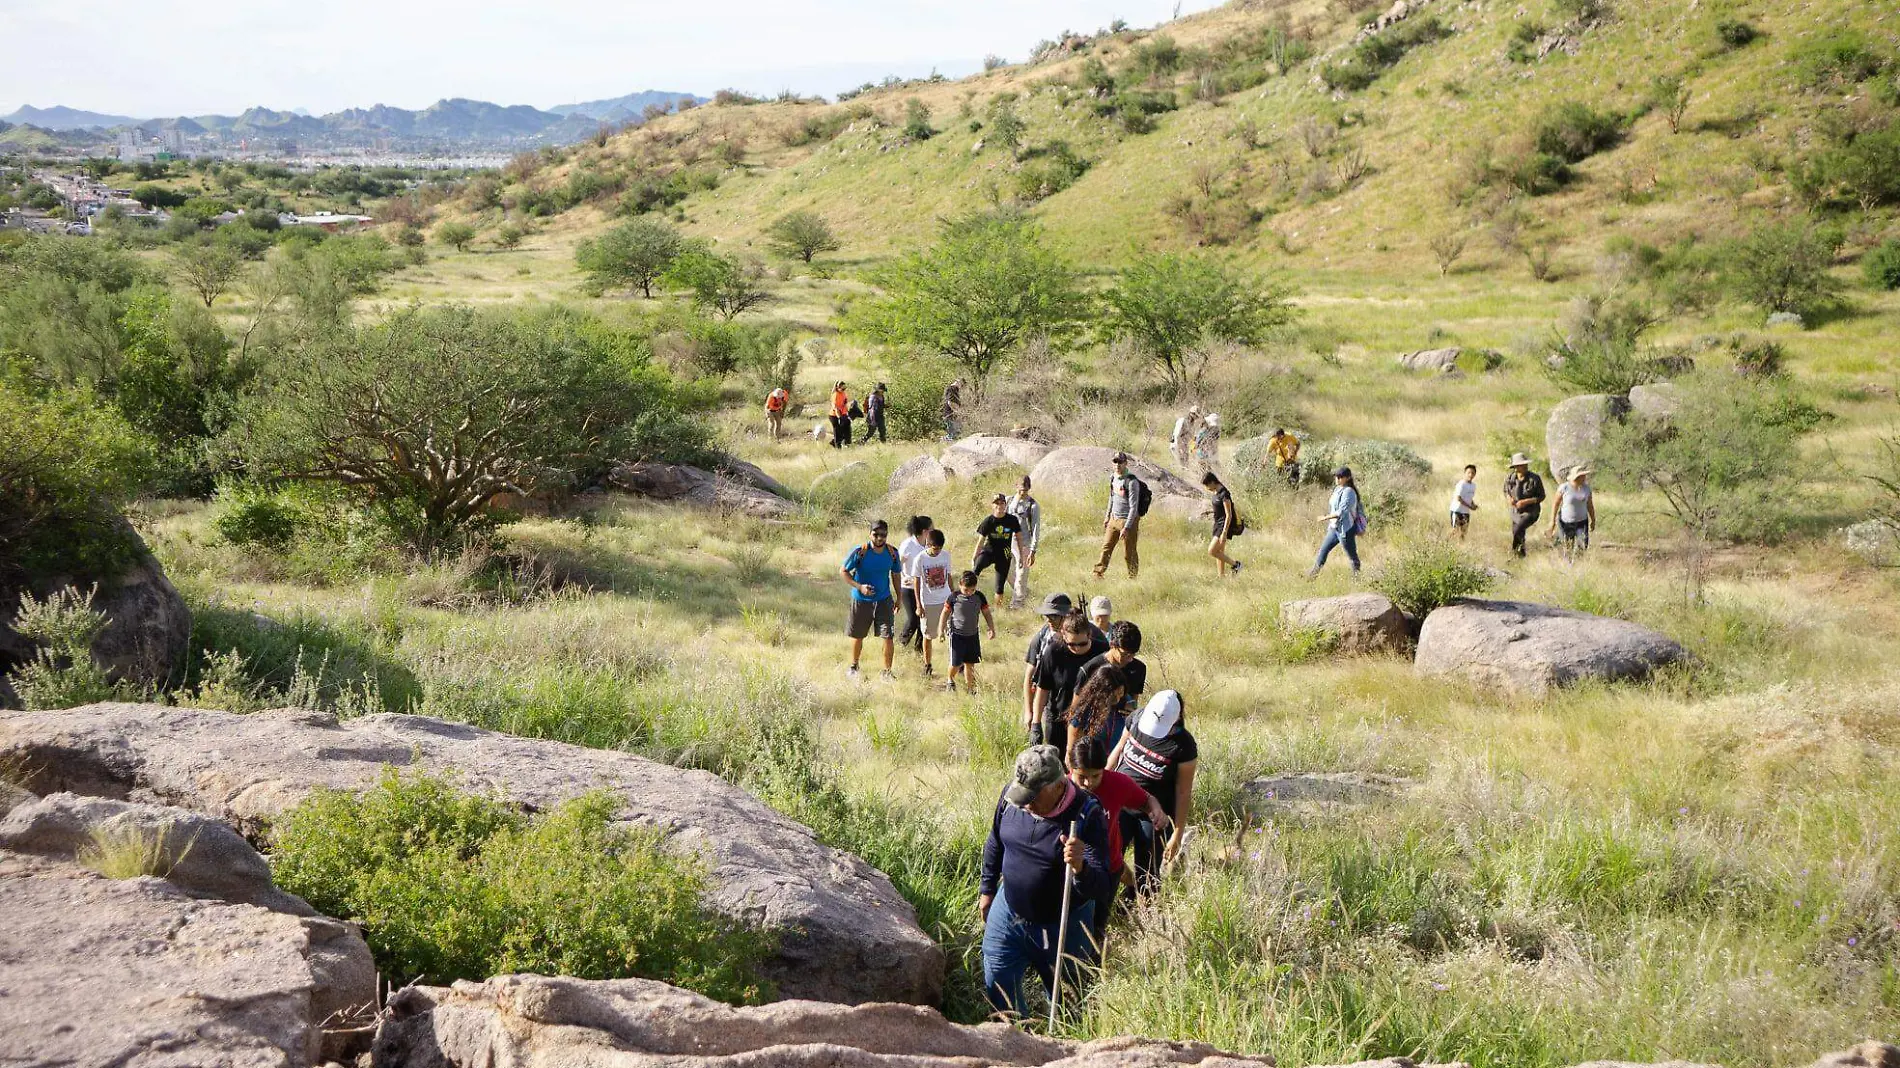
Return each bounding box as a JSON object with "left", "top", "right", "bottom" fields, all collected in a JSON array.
[
  {"left": 1080, "top": 653, "right": 1146, "bottom": 709},
  {"left": 976, "top": 514, "right": 1022, "bottom": 555},
  {"left": 1034, "top": 635, "right": 1111, "bottom": 720},
  {"left": 1116, "top": 726, "right": 1199, "bottom": 817},
  {"left": 1211, "top": 486, "right": 1234, "bottom": 534}
]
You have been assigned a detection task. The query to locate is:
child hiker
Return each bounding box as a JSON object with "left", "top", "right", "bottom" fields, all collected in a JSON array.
[{"left": 940, "top": 570, "right": 997, "bottom": 694}]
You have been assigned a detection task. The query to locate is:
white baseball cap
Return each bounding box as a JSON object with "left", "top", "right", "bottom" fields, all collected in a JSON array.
[
  {"left": 1089, "top": 595, "right": 1112, "bottom": 617},
  {"left": 1137, "top": 690, "right": 1182, "bottom": 737}
]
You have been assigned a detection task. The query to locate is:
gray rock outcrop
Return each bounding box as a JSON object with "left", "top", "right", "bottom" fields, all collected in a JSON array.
[
  {"left": 1626, "top": 382, "right": 1682, "bottom": 422},
  {"left": 718, "top": 457, "right": 792, "bottom": 498},
  {"left": 0, "top": 704, "right": 944, "bottom": 1006},
  {"left": 1414, "top": 600, "right": 1687, "bottom": 695},
  {"left": 1396, "top": 347, "right": 1462, "bottom": 373},
  {"left": 941, "top": 434, "right": 1056, "bottom": 477},
  {"left": 0, "top": 851, "right": 378, "bottom": 1068},
  {"left": 1545, "top": 393, "right": 1629, "bottom": 482},
  {"left": 1, "top": 521, "right": 191, "bottom": 698},
  {"left": 889, "top": 454, "right": 951, "bottom": 494},
  {"left": 1029, "top": 447, "right": 1207, "bottom": 519},
  {"left": 1279, "top": 594, "right": 1412, "bottom": 653},
  {"left": 374, "top": 974, "right": 1276, "bottom": 1068},
  {"left": 608, "top": 461, "right": 797, "bottom": 519}
]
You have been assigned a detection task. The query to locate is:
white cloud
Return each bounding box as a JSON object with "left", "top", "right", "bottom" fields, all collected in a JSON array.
[{"left": 0, "top": 0, "right": 1223, "bottom": 117}]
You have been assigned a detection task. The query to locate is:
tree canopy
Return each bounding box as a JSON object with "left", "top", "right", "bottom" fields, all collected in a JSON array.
[
  {"left": 765, "top": 211, "right": 841, "bottom": 264},
  {"left": 1097, "top": 251, "right": 1298, "bottom": 391},
  {"left": 576, "top": 219, "right": 685, "bottom": 298}
]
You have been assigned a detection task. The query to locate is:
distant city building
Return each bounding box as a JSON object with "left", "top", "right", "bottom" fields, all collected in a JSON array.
[{"left": 277, "top": 210, "right": 375, "bottom": 231}]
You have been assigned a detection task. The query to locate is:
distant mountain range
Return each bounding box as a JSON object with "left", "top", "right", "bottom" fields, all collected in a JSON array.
[{"left": 0, "top": 91, "right": 705, "bottom": 151}]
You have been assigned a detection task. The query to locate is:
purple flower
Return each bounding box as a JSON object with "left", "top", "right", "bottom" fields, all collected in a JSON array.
[
  {"left": 1678, "top": 806, "right": 1689, "bottom": 815},
  {"left": 1432, "top": 983, "right": 1450, "bottom": 992},
  {"left": 1817, "top": 914, "right": 1829, "bottom": 924},
  {"left": 1794, "top": 900, "right": 1803, "bottom": 907},
  {"left": 1250, "top": 851, "right": 1263, "bottom": 860},
  {"left": 1848, "top": 937, "right": 1858, "bottom": 947}
]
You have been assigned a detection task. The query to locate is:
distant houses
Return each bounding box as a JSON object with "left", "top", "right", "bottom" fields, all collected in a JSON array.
[{"left": 276, "top": 210, "right": 375, "bottom": 231}]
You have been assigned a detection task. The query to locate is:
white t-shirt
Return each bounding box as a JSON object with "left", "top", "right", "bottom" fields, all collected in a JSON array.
[
  {"left": 907, "top": 548, "right": 955, "bottom": 607},
  {"left": 1450, "top": 479, "right": 1477, "bottom": 515}
]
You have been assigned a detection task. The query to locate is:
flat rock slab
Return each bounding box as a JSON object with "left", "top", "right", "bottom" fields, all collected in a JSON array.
[
  {"left": 608, "top": 462, "right": 797, "bottom": 520},
  {"left": 1029, "top": 447, "right": 1206, "bottom": 519},
  {"left": 1414, "top": 600, "right": 1687, "bottom": 695},
  {"left": 0, "top": 704, "right": 944, "bottom": 1006},
  {"left": 375, "top": 974, "right": 1279, "bottom": 1068},
  {"left": 1395, "top": 347, "right": 1462, "bottom": 373},
  {"left": 942, "top": 434, "right": 1056, "bottom": 474},
  {"left": 889, "top": 454, "right": 951, "bottom": 494},
  {"left": 1241, "top": 772, "right": 1412, "bottom": 818},
  {"left": 1279, "top": 594, "right": 1411, "bottom": 653},
  {"left": 0, "top": 851, "right": 375, "bottom": 1068}
]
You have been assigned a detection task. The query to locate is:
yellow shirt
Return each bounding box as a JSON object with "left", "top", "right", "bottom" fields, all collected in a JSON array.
[{"left": 1268, "top": 435, "right": 1300, "bottom": 467}]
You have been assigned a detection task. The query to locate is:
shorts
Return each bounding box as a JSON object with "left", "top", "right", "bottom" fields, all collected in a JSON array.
[
  {"left": 919, "top": 607, "right": 948, "bottom": 640},
  {"left": 846, "top": 598, "right": 895, "bottom": 640},
  {"left": 1558, "top": 518, "right": 1590, "bottom": 544},
  {"left": 950, "top": 632, "right": 982, "bottom": 667},
  {"left": 1450, "top": 511, "right": 1470, "bottom": 529}
]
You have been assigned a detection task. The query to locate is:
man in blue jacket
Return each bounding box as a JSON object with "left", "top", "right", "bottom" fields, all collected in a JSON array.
[{"left": 979, "top": 744, "right": 1113, "bottom": 1020}]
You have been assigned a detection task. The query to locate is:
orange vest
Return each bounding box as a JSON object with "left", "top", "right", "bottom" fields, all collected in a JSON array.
[{"left": 831, "top": 390, "right": 849, "bottom": 417}]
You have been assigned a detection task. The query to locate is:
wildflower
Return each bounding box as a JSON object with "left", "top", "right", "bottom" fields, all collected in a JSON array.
[
  {"left": 1847, "top": 937, "right": 1858, "bottom": 947},
  {"left": 1432, "top": 982, "right": 1450, "bottom": 991}
]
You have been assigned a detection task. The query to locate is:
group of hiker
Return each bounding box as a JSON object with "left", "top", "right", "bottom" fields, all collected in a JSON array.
[
  {"left": 1168, "top": 405, "right": 1224, "bottom": 476},
  {"left": 765, "top": 378, "right": 970, "bottom": 447},
  {"left": 1459, "top": 453, "right": 1597, "bottom": 560}
]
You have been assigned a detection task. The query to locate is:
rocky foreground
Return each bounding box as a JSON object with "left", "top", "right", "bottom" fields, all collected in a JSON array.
[{"left": 0, "top": 704, "right": 1892, "bottom": 1068}]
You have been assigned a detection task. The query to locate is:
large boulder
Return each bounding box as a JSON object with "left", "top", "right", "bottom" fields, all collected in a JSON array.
[
  {"left": 1279, "top": 594, "right": 1411, "bottom": 653},
  {"left": 0, "top": 850, "right": 377, "bottom": 1066},
  {"left": 941, "top": 434, "right": 1056, "bottom": 476},
  {"left": 1626, "top": 382, "right": 1682, "bottom": 422},
  {"left": 889, "top": 454, "right": 951, "bottom": 494},
  {"left": 608, "top": 461, "right": 798, "bottom": 520},
  {"left": 0, "top": 521, "right": 191, "bottom": 698},
  {"left": 1545, "top": 393, "right": 1629, "bottom": 482},
  {"left": 1414, "top": 600, "right": 1687, "bottom": 695},
  {"left": 717, "top": 456, "right": 792, "bottom": 498},
  {"left": 375, "top": 974, "right": 1277, "bottom": 1068},
  {"left": 1395, "top": 347, "right": 1462, "bottom": 373},
  {"left": 0, "top": 792, "right": 314, "bottom": 916},
  {"left": 0, "top": 704, "right": 944, "bottom": 1006},
  {"left": 1028, "top": 447, "right": 1206, "bottom": 518}
]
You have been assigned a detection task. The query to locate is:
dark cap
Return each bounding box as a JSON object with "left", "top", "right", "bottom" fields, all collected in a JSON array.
[
  {"left": 1038, "top": 593, "right": 1074, "bottom": 618},
  {"left": 870, "top": 519, "right": 889, "bottom": 533},
  {"left": 1004, "top": 745, "right": 1066, "bottom": 808},
  {"left": 1111, "top": 452, "right": 1131, "bottom": 464},
  {"left": 1332, "top": 466, "right": 1352, "bottom": 478},
  {"left": 992, "top": 493, "right": 1008, "bottom": 504}
]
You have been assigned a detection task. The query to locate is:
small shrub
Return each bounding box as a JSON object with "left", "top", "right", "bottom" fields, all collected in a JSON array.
[
  {"left": 1533, "top": 102, "right": 1626, "bottom": 164},
  {"left": 270, "top": 770, "right": 771, "bottom": 1001},
  {"left": 1373, "top": 540, "right": 1493, "bottom": 618},
  {"left": 1723, "top": 218, "right": 1844, "bottom": 317},
  {"left": 80, "top": 824, "right": 186, "bottom": 880},
  {"left": 1862, "top": 240, "right": 1900, "bottom": 291},
  {"left": 1714, "top": 19, "right": 1758, "bottom": 50},
  {"left": 1292, "top": 438, "right": 1433, "bottom": 488},
  {"left": 1791, "top": 31, "right": 1885, "bottom": 90},
  {"left": 4, "top": 587, "right": 138, "bottom": 710},
  {"left": 214, "top": 482, "right": 302, "bottom": 553}
]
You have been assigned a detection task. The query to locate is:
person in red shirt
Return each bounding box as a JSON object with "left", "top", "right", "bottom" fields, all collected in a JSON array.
[
  {"left": 1066, "top": 734, "right": 1171, "bottom": 944},
  {"left": 828, "top": 382, "right": 853, "bottom": 449}
]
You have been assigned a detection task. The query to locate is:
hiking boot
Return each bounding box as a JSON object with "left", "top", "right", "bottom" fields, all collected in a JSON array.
[
  {"left": 847, "top": 664, "right": 862, "bottom": 680},
  {"left": 944, "top": 680, "right": 958, "bottom": 694},
  {"left": 1231, "top": 560, "right": 1244, "bottom": 574},
  {"left": 922, "top": 662, "right": 935, "bottom": 678},
  {"left": 880, "top": 670, "right": 897, "bottom": 682}
]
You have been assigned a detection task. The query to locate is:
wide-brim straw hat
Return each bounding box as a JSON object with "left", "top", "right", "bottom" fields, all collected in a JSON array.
[{"left": 1509, "top": 453, "right": 1532, "bottom": 467}]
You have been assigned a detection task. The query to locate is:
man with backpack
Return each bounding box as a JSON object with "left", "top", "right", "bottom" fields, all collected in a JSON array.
[
  {"left": 1504, "top": 453, "right": 1546, "bottom": 559},
  {"left": 764, "top": 387, "right": 789, "bottom": 440},
  {"left": 1093, "top": 453, "right": 1147, "bottom": 581},
  {"left": 864, "top": 383, "right": 889, "bottom": 444},
  {"left": 840, "top": 519, "right": 903, "bottom": 680}
]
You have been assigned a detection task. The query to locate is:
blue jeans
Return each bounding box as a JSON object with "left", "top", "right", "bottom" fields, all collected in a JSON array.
[
  {"left": 981, "top": 887, "right": 1098, "bottom": 1019},
  {"left": 1314, "top": 527, "right": 1360, "bottom": 572}
]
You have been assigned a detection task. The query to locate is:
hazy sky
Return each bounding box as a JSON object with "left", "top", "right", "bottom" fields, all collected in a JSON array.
[{"left": 0, "top": 0, "right": 1224, "bottom": 117}]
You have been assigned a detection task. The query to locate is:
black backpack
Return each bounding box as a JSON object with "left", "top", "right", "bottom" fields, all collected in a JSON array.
[
  {"left": 848, "top": 400, "right": 864, "bottom": 419},
  {"left": 1133, "top": 476, "right": 1153, "bottom": 518}
]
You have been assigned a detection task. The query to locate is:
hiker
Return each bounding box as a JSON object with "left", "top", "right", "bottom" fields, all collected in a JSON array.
[
  {"left": 1204, "top": 471, "right": 1242, "bottom": 577},
  {"left": 1109, "top": 690, "right": 1198, "bottom": 897},
  {"left": 1066, "top": 734, "right": 1171, "bottom": 942},
  {"left": 1088, "top": 595, "right": 1113, "bottom": 635},
  {"left": 943, "top": 378, "right": 965, "bottom": 441},
  {"left": 1193, "top": 412, "right": 1222, "bottom": 476},
  {"left": 1267, "top": 428, "right": 1301, "bottom": 487},
  {"left": 1023, "top": 594, "right": 1105, "bottom": 737},
  {"left": 1030, "top": 611, "right": 1110, "bottom": 753},
  {"left": 1092, "top": 453, "right": 1147, "bottom": 581},
  {"left": 906, "top": 527, "right": 955, "bottom": 677},
  {"left": 840, "top": 520, "right": 903, "bottom": 681},
  {"left": 896, "top": 515, "right": 932, "bottom": 651},
  {"left": 1169, "top": 405, "right": 1202, "bottom": 469},
  {"left": 1549, "top": 467, "right": 1596, "bottom": 558},
  {"left": 1449, "top": 463, "right": 1479, "bottom": 540},
  {"left": 972, "top": 493, "right": 1025, "bottom": 597},
  {"left": 829, "top": 382, "right": 853, "bottom": 449},
  {"left": 1081, "top": 621, "right": 1146, "bottom": 748},
  {"left": 979, "top": 744, "right": 1112, "bottom": 1021},
  {"left": 1504, "top": 453, "right": 1546, "bottom": 558},
  {"left": 764, "top": 386, "right": 789, "bottom": 440},
  {"left": 1005, "top": 476, "right": 1042, "bottom": 610},
  {"left": 1063, "top": 661, "right": 1126, "bottom": 754},
  {"left": 864, "top": 382, "right": 889, "bottom": 444},
  {"left": 940, "top": 570, "right": 997, "bottom": 694},
  {"left": 1306, "top": 466, "right": 1364, "bottom": 578}
]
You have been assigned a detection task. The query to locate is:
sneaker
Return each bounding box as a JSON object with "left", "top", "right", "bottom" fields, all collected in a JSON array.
[
  {"left": 847, "top": 665, "right": 862, "bottom": 680},
  {"left": 880, "top": 670, "right": 897, "bottom": 682},
  {"left": 944, "top": 680, "right": 958, "bottom": 694},
  {"left": 922, "top": 662, "right": 936, "bottom": 678},
  {"left": 1231, "top": 560, "right": 1244, "bottom": 574},
  {"left": 1303, "top": 566, "right": 1320, "bottom": 580}
]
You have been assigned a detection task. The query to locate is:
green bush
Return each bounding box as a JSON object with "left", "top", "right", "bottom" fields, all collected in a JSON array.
[
  {"left": 1321, "top": 17, "right": 1450, "bottom": 91},
  {"left": 0, "top": 379, "right": 153, "bottom": 585},
  {"left": 1532, "top": 102, "right": 1626, "bottom": 164},
  {"left": 1714, "top": 19, "right": 1758, "bottom": 49},
  {"left": 1792, "top": 30, "right": 1885, "bottom": 89},
  {"left": 1372, "top": 540, "right": 1494, "bottom": 619},
  {"left": 269, "top": 769, "right": 772, "bottom": 1001},
  {"left": 879, "top": 356, "right": 959, "bottom": 441},
  {"left": 4, "top": 587, "right": 139, "bottom": 710},
  {"left": 1722, "top": 217, "right": 1844, "bottom": 317},
  {"left": 1865, "top": 241, "right": 1900, "bottom": 291},
  {"left": 213, "top": 481, "right": 303, "bottom": 553},
  {"left": 1290, "top": 438, "right": 1433, "bottom": 488}
]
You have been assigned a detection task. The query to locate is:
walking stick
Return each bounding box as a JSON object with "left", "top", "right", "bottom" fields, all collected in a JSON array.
[{"left": 1048, "top": 820, "right": 1078, "bottom": 1031}]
